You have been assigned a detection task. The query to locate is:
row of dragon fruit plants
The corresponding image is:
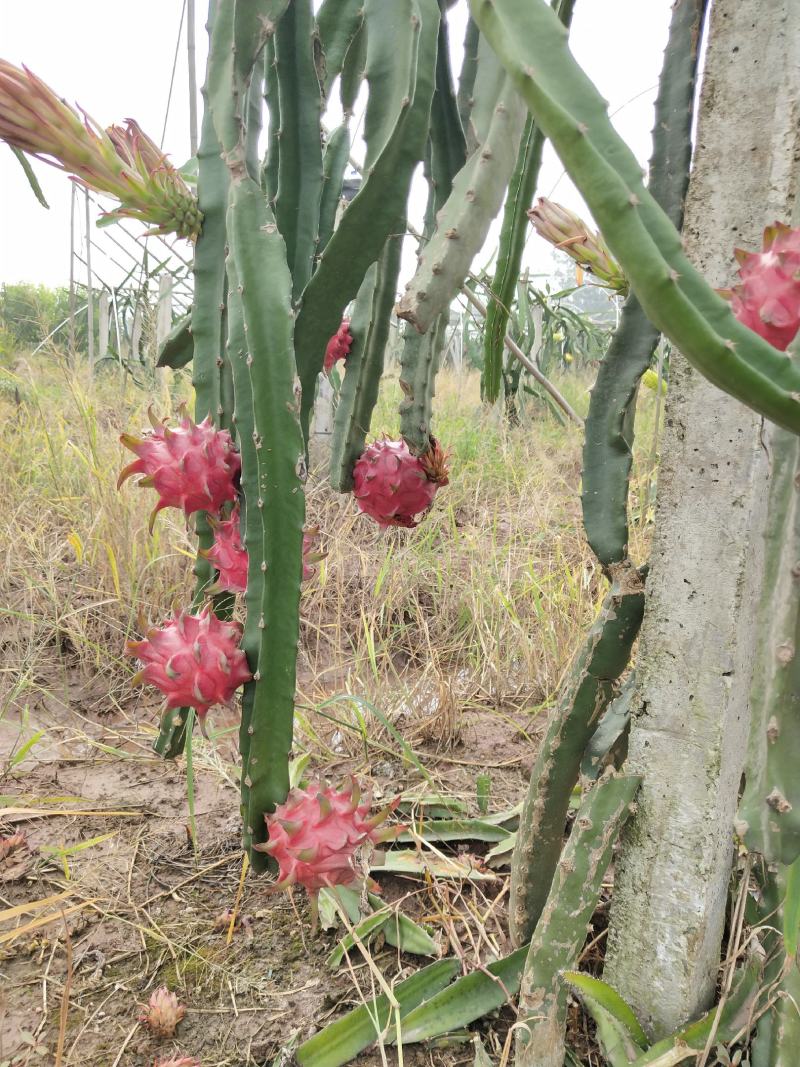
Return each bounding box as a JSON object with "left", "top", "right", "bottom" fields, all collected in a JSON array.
[{"left": 2, "top": 0, "right": 800, "bottom": 1064}]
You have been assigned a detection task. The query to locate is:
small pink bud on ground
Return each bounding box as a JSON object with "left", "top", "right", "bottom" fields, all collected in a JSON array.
[{"left": 137, "top": 986, "right": 186, "bottom": 1038}]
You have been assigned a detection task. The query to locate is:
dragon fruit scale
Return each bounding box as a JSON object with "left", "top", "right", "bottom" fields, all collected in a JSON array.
[
  {"left": 118, "top": 408, "right": 240, "bottom": 529},
  {"left": 126, "top": 605, "right": 251, "bottom": 724},
  {"left": 153, "top": 1058, "right": 201, "bottom": 1067},
  {"left": 352, "top": 437, "right": 450, "bottom": 528},
  {"left": 323, "top": 319, "right": 353, "bottom": 374},
  {"left": 729, "top": 222, "right": 800, "bottom": 351},
  {"left": 258, "top": 779, "right": 402, "bottom": 913}
]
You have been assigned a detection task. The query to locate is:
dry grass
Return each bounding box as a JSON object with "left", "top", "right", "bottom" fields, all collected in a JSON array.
[{"left": 0, "top": 353, "right": 662, "bottom": 1065}]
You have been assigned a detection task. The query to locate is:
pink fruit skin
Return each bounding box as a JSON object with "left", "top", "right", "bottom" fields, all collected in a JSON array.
[
  {"left": 323, "top": 320, "right": 353, "bottom": 373},
  {"left": 262, "top": 780, "right": 400, "bottom": 895},
  {"left": 126, "top": 605, "right": 251, "bottom": 718},
  {"left": 205, "top": 512, "right": 322, "bottom": 591},
  {"left": 352, "top": 438, "right": 439, "bottom": 528},
  {"left": 118, "top": 411, "right": 240, "bottom": 526},
  {"left": 137, "top": 986, "right": 186, "bottom": 1038},
  {"left": 730, "top": 223, "right": 800, "bottom": 351},
  {"left": 206, "top": 510, "right": 248, "bottom": 593}
]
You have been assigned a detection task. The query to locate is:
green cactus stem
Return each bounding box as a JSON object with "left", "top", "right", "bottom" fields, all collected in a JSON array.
[
  {"left": 429, "top": 5, "right": 467, "bottom": 214},
  {"left": 510, "top": 570, "right": 646, "bottom": 945},
  {"left": 456, "top": 16, "right": 480, "bottom": 142},
  {"left": 482, "top": 0, "right": 577, "bottom": 404},
  {"left": 750, "top": 858, "right": 800, "bottom": 1067},
  {"left": 155, "top": 313, "right": 192, "bottom": 370},
  {"left": 317, "top": 123, "right": 351, "bottom": 258},
  {"left": 738, "top": 427, "right": 800, "bottom": 865},
  {"left": 154, "top": 0, "right": 231, "bottom": 760},
  {"left": 468, "top": 0, "right": 800, "bottom": 434},
  {"left": 515, "top": 774, "right": 641, "bottom": 1067},
  {"left": 581, "top": 0, "right": 706, "bottom": 568},
  {"left": 398, "top": 315, "right": 447, "bottom": 454},
  {"left": 329, "top": 264, "right": 379, "bottom": 490},
  {"left": 209, "top": 0, "right": 306, "bottom": 866},
  {"left": 262, "top": 38, "right": 280, "bottom": 203},
  {"left": 396, "top": 73, "right": 526, "bottom": 335},
  {"left": 293, "top": 0, "right": 440, "bottom": 445},
  {"left": 317, "top": 0, "right": 365, "bottom": 96},
  {"left": 274, "top": 0, "right": 324, "bottom": 297}
]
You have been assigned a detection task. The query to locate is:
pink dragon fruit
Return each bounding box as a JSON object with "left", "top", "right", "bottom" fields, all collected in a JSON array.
[
  {"left": 126, "top": 605, "right": 251, "bottom": 725},
  {"left": 729, "top": 222, "right": 800, "bottom": 351},
  {"left": 203, "top": 509, "right": 248, "bottom": 594},
  {"left": 323, "top": 319, "right": 353, "bottom": 374},
  {"left": 352, "top": 437, "right": 450, "bottom": 528},
  {"left": 258, "top": 779, "right": 402, "bottom": 923},
  {"left": 153, "top": 1057, "right": 200, "bottom": 1067},
  {"left": 203, "top": 512, "right": 324, "bottom": 592},
  {"left": 138, "top": 986, "right": 186, "bottom": 1038},
  {"left": 118, "top": 408, "right": 240, "bottom": 530}
]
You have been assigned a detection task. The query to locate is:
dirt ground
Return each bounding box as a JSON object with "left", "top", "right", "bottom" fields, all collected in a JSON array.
[{"left": 1, "top": 668, "right": 540, "bottom": 1067}]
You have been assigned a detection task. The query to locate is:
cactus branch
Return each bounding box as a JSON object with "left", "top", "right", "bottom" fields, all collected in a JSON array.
[
  {"left": 515, "top": 775, "right": 641, "bottom": 1067},
  {"left": 468, "top": 0, "right": 800, "bottom": 433},
  {"left": 482, "top": 0, "right": 577, "bottom": 404},
  {"left": 581, "top": 0, "right": 706, "bottom": 567},
  {"left": 510, "top": 571, "right": 646, "bottom": 945}
]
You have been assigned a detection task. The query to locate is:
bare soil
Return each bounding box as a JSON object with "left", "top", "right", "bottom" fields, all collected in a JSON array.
[{"left": 1, "top": 669, "right": 538, "bottom": 1067}]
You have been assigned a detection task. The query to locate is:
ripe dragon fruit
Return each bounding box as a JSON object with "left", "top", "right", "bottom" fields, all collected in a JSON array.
[
  {"left": 323, "top": 319, "right": 353, "bottom": 374},
  {"left": 352, "top": 437, "right": 450, "bottom": 528},
  {"left": 258, "top": 779, "right": 402, "bottom": 924},
  {"left": 126, "top": 605, "right": 251, "bottom": 726},
  {"left": 203, "top": 510, "right": 325, "bottom": 592},
  {"left": 203, "top": 509, "right": 248, "bottom": 593},
  {"left": 138, "top": 986, "right": 186, "bottom": 1038},
  {"left": 728, "top": 222, "right": 800, "bottom": 351},
  {"left": 118, "top": 408, "right": 240, "bottom": 530}
]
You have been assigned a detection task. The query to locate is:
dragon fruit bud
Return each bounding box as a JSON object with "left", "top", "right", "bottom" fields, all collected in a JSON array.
[
  {"left": 138, "top": 986, "right": 186, "bottom": 1038},
  {"left": 728, "top": 222, "right": 800, "bottom": 351},
  {"left": 203, "top": 509, "right": 248, "bottom": 594},
  {"left": 126, "top": 605, "right": 251, "bottom": 722},
  {"left": 153, "top": 1057, "right": 200, "bottom": 1067},
  {"left": 323, "top": 319, "right": 353, "bottom": 374},
  {"left": 302, "top": 527, "right": 326, "bottom": 580},
  {"left": 352, "top": 436, "right": 450, "bottom": 528},
  {"left": 528, "top": 197, "right": 628, "bottom": 295},
  {"left": 258, "top": 779, "right": 402, "bottom": 905},
  {"left": 118, "top": 408, "right": 240, "bottom": 529}
]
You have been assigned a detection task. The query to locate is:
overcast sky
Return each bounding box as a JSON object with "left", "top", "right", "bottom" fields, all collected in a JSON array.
[{"left": 0, "top": 0, "right": 674, "bottom": 291}]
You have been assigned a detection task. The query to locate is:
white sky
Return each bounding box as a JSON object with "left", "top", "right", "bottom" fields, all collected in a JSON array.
[{"left": 0, "top": 0, "right": 674, "bottom": 291}]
